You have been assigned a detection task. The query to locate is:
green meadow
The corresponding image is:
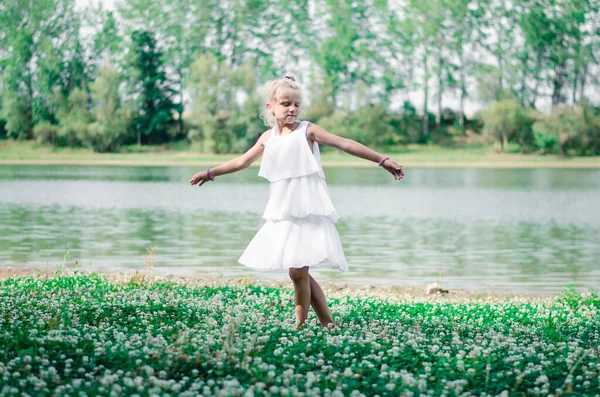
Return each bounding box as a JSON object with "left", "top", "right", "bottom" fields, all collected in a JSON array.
[{"left": 1, "top": 272, "right": 598, "bottom": 396}]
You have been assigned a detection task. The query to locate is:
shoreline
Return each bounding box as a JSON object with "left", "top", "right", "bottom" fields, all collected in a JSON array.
[
  {"left": 2, "top": 159, "right": 600, "bottom": 168},
  {"left": 0, "top": 267, "right": 562, "bottom": 302},
  {"left": 3, "top": 140, "right": 600, "bottom": 168}
]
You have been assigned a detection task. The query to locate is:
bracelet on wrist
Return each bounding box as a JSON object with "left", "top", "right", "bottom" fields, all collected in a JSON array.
[
  {"left": 378, "top": 156, "right": 390, "bottom": 166},
  {"left": 206, "top": 168, "right": 215, "bottom": 181}
]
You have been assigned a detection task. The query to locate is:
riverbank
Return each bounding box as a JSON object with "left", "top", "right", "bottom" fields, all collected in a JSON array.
[
  {"left": 0, "top": 267, "right": 548, "bottom": 301},
  {"left": 2, "top": 140, "right": 600, "bottom": 168},
  {"left": 1, "top": 270, "right": 598, "bottom": 396}
]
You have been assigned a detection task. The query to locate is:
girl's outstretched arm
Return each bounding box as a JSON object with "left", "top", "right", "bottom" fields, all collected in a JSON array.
[
  {"left": 190, "top": 130, "right": 270, "bottom": 186},
  {"left": 307, "top": 123, "right": 404, "bottom": 180}
]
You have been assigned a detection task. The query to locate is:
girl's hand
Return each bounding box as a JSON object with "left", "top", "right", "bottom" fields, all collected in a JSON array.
[
  {"left": 190, "top": 171, "right": 210, "bottom": 186},
  {"left": 381, "top": 159, "right": 404, "bottom": 180}
]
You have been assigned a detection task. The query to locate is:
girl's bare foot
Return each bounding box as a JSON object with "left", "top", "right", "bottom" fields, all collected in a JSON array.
[{"left": 322, "top": 322, "right": 339, "bottom": 331}]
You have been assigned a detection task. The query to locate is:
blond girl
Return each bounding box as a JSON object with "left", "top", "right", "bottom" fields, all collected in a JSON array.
[{"left": 190, "top": 76, "right": 403, "bottom": 329}]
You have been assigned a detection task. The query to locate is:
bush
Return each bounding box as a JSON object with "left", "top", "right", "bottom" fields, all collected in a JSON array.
[
  {"left": 210, "top": 112, "right": 233, "bottom": 154},
  {"left": 84, "top": 121, "right": 126, "bottom": 152},
  {"left": 532, "top": 121, "right": 558, "bottom": 154},
  {"left": 54, "top": 88, "right": 91, "bottom": 148},
  {"left": 0, "top": 117, "right": 6, "bottom": 139},
  {"left": 479, "top": 100, "right": 535, "bottom": 152},
  {"left": 390, "top": 102, "right": 423, "bottom": 145},
  {"left": 526, "top": 104, "right": 600, "bottom": 156},
  {"left": 33, "top": 121, "right": 59, "bottom": 145},
  {"left": 55, "top": 120, "right": 86, "bottom": 148},
  {"left": 2, "top": 94, "right": 32, "bottom": 140}
]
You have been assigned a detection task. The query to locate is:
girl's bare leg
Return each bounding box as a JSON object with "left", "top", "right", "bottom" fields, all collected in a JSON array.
[
  {"left": 308, "top": 274, "right": 335, "bottom": 328},
  {"left": 288, "top": 267, "right": 311, "bottom": 327}
]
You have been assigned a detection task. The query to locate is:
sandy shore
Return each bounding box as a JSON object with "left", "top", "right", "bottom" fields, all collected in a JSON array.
[{"left": 0, "top": 266, "right": 558, "bottom": 302}]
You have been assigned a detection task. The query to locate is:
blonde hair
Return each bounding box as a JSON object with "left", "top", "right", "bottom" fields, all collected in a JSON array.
[{"left": 259, "top": 75, "right": 303, "bottom": 127}]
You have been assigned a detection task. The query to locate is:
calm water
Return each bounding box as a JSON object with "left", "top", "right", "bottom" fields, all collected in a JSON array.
[{"left": 1, "top": 165, "right": 599, "bottom": 294}]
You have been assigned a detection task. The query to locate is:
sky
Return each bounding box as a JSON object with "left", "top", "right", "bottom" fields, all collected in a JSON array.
[{"left": 76, "top": 0, "right": 115, "bottom": 10}]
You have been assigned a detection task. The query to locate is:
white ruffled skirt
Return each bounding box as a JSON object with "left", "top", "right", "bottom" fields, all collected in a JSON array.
[{"left": 238, "top": 174, "right": 348, "bottom": 272}]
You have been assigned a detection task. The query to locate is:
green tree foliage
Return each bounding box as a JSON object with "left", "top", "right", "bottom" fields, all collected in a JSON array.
[
  {"left": 55, "top": 87, "right": 92, "bottom": 147},
  {"left": 446, "top": 0, "right": 480, "bottom": 128},
  {"left": 480, "top": 100, "right": 534, "bottom": 152},
  {"left": 187, "top": 52, "right": 232, "bottom": 152},
  {"left": 119, "top": 0, "right": 204, "bottom": 137},
  {"left": 318, "top": 105, "right": 395, "bottom": 147},
  {"left": 532, "top": 118, "right": 559, "bottom": 154},
  {"left": 395, "top": 0, "right": 447, "bottom": 140},
  {"left": 32, "top": 121, "right": 59, "bottom": 145},
  {"left": 126, "top": 30, "right": 177, "bottom": 145},
  {"left": 2, "top": 95, "right": 32, "bottom": 140},
  {"left": 91, "top": 9, "right": 123, "bottom": 67},
  {"left": 311, "top": 0, "right": 378, "bottom": 108},
  {"left": 477, "top": 0, "right": 519, "bottom": 100},
  {"left": 0, "top": 0, "right": 87, "bottom": 138},
  {"left": 188, "top": 54, "right": 265, "bottom": 154},
  {"left": 533, "top": 104, "right": 600, "bottom": 155},
  {"left": 227, "top": 60, "right": 268, "bottom": 152},
  {"left": 0, "top": 0, "right": 599, "bottom": 154},
  {"left": 87, "top": 66, "right": 131, "bottom": 152},
  {"left": 1, "top": 8, "right": 36, "bottom": 139}
]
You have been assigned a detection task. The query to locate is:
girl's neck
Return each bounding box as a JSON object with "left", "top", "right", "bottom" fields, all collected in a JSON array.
[{"left": 274, "top": 120, "right": 300, "bottom": 135}]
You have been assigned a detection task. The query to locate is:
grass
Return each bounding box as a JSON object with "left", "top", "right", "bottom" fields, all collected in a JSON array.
[
  {"left": 1, "top": 270, "right": 598, "bottom": 396},
  {"left": 2, "top": 140, "right": 600, "bottom": 168}
]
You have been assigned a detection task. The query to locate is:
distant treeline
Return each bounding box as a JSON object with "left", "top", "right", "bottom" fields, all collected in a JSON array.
[{"left": 1, "top": 0, "right": 599, "bottom": 155}]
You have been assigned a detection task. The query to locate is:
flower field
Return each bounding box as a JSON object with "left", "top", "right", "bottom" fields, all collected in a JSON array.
[{"left": 1, "top": 273, "right": 599, "bottom": 396}]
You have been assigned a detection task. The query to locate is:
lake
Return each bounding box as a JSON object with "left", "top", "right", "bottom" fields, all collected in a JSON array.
[{"left": 1, "top": 165, "right": 599, "bottom": 295}]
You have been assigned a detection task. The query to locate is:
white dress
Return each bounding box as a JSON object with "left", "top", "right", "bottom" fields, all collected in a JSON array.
[{"left": 238, "top": 120, "right": 348, "bottom": 272}]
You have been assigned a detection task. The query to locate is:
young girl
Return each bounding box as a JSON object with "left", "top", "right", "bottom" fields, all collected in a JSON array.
[{"left": 190, "top": 76, "right": 404, "bottom": 329}]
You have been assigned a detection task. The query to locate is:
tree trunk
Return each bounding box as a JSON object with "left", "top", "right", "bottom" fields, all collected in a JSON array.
[
  {"left": 552, "top": 60, "right": 566, "bottom": 106},
  {"left": 423, "top": 50, "right": 429, "bottom": 140},
  {"left": 25, "top": 64, "right": 34, "bottom": 140},
  {"left": 560, "top": 142, "right": 567, "bottom": 156},
  {"left": 578, "top": 62, "right": 588, "bottom": 103},
  {"left": 458, "top": 49, "right": 465, "bottom": 129},
  {"left": 501, "top": 131, "right": 508, "bottom": 152},
  {"left": 178, "top": 68, "right": 184, "bottom": 137},
  {"left": 496, "top": 35, "right": 504, "bottom": 98},
  {"left": 436, "top": 57, "right": 443, "bottom": 131},
  {"left": 436, "top": 41, "right": 443, "bottom": 131},
  {"left": 572, "top": 73, "right": 578, "bottom": 105},
  {"left": 530, "top": 51, "right": 543, "bottom": 108},
  {"left": 519, "top": 52, "right": 529, "bottom": 106}
]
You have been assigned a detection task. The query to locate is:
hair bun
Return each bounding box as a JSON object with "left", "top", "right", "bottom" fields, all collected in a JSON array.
[{"left": 284, "top": 75, "right": 296, "bottom": 82}]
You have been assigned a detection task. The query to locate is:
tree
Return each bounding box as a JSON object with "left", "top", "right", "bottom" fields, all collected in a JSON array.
[
  {"left": 55, "top": 87, "right": 91, "bottom": 147},
  {"left": 310, "top": 0, "right": 378, "bottom": 109},
  {"left": 86, "top": 66, "right": 130, "bottom": 152},
  {"left": 373, "top": 0, "right": 412, "bottom": 108},
  {"left": 119, "top": 0, "right": 206, "bottom": 138},
  {"left": 187, "top": 52, "right": 233, "bottom": 153},
  {"left": 126, "top": 30, "right": 177, "bottom": 145},
  {"left": 476, "top": 0, "right": 519, "bottom": 101},
  {"left": 0, "top": 0, "right": 90, "bottom": 139},
  {"left": 90, "top": 9, "right": 123, "bottom": 67},
  {"left": 400, "top": 0, "right": 444, "bottom": 140},
  {"left": 446, "top": 0, "right": 480, "bottom": 128}
]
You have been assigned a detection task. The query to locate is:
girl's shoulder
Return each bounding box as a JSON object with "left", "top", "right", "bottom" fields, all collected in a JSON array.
[{"left": 259, "top": 128, "right": 274, "bottom": 145}]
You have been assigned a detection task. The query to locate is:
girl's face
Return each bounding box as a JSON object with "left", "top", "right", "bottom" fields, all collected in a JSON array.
[{"left": 267, "top": 94, "right": 301, "bottom": 126}]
